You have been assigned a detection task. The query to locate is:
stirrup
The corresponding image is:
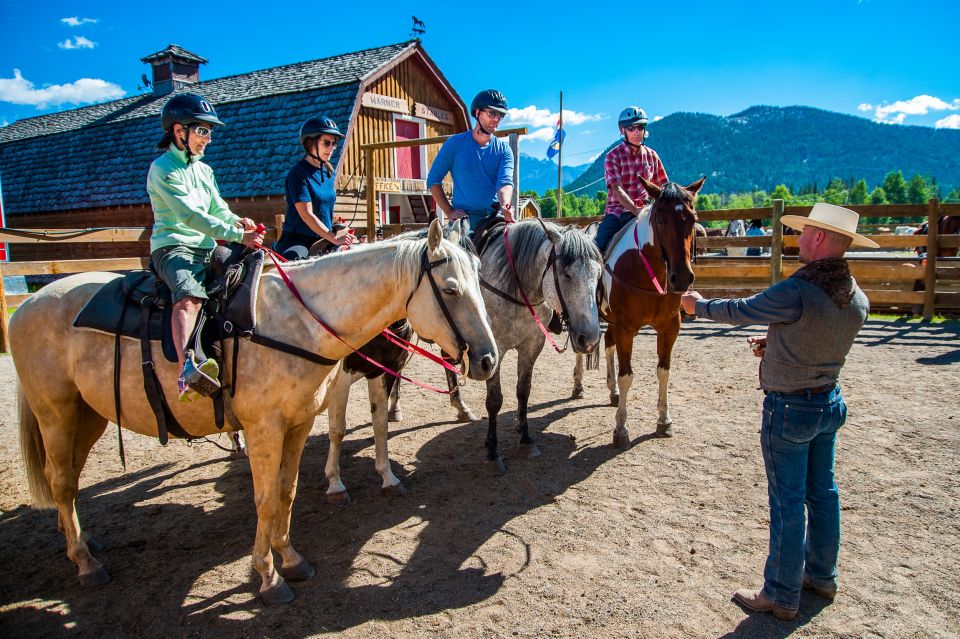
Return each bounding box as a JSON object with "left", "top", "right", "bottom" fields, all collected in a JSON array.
[{"left": 182, "top": 350, "right": 221, "bottom": 397}]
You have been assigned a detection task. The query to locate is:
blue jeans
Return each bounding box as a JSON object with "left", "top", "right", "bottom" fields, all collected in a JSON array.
[
  {"left": 760, "top": 384, "right": 847, "bottom": 610},
  {"left": 595, "top": 213, "right": 631, "bottom": 254}
]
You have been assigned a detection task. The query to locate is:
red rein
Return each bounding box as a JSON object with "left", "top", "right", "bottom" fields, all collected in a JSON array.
[
  {"left": 503, "top": 224, "right": 566, "bottom": 353},
  {"left": 262, "top": 247, "right": 460, "bottom": 394}
]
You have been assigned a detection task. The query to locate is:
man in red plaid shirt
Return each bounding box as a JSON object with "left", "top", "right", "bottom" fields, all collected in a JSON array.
[{"left": 594, "top": 106, "right": 669, "bottom": 252}]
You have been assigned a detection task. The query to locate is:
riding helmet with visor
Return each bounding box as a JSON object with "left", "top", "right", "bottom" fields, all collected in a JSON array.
[
  {"left": 299, "top": 116, "right": 345, "bottom": 147},
  {"left": 161, "top": 93, "right": 225, "bottom": 131},
  {"left": 617, "top": 106, "right": 648, "bottom": 130},
  {"left": 470, "top": 89, "right": 508, "bottom": 118}
]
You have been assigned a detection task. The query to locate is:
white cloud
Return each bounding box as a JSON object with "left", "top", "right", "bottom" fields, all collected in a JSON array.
[
  {"left": 506, "top": 105, "right": 603, "bottom": 128},
  {"left": 524, "top": 127, "right": 557, "bottom": 142},
  {"left": 61, "top": 17, "right": 98, "bottom": 27},
  {"left": 652, "top": 115, "right": 664, "bottom": 122},
  {"left": 935, "top": 114, "right": 960, "bottom": 129},
  {"left": 866, "top": 94, "right": 960, "bottom": 124},
  {"left": 58, "top": 36, "right": 96, "bottom": 50},
  {"left": 0, "top": 69, "right": 125, "bottom": 109}
]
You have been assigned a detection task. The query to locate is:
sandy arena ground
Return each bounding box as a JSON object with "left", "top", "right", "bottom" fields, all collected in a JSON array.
[{"left": 0, "top": 318, "right": 957, "bottom": 638}]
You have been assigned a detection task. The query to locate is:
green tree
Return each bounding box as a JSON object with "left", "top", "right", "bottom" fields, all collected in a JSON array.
[
  {"left": 869, "top": 186, "right": 887, "bottom": 205},
  {"left": 823, "top": 177, "right": 848, "bottom": 205},
  {"left": 771, "top": 184, "right": 792, "bottom": 203},
  {"left": 848, "top": 179, "right": 868, "bottom": 205},
  {"left": 947, "top": 187, "right": 960, "bottom": 203},
  {"left": 541, "top": 189, "right": 558, "bottom": 217},
  {"left": 882, "top": 170, "right": 908, "bottom": 204},
  {"left": 907, "top": 174, "right": 930, "bottom": 204}
]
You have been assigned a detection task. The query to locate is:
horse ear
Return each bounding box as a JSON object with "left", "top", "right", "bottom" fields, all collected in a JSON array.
[
  {"left": 428, "top": 218, "right": 443, "bottom": 252},
  {"left": 543, "top": 221, "right": 563, "bottom": 246},
  {"left": 638, "top": 176, "right": 662, "bottom": 199},
  {"left": 447, "top": 219, "right": 462, "bottom": 244},
  {"left": 687, "top": 177, "right": 706, "bottom": 196}
]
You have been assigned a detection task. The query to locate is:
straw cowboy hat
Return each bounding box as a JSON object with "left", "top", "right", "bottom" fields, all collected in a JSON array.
[{"left": 781, "top": 203, "right": 880, "bottom": 248}]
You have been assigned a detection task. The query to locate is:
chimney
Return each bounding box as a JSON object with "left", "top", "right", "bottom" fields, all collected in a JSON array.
[{"left": 140, "top": 44, "right": 208, "bottom": 95}]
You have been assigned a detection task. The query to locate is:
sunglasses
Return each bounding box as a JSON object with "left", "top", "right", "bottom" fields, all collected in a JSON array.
[
  {"left": 626, "top": 124, "right": 646, "bottom": 133},
  {"left": 482, "top": 109, "right": 506, "bottom": 120},
  {"left": 318, "top": 139, "right": 338, "bottom": 148},
  {"left": 190, "top": 124, "right": 213, "bottom": 138}
]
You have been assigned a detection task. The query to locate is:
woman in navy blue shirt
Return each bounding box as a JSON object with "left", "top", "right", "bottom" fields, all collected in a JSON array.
[{"left": 274, "top": 116, "right": 354, "bottom": 259}]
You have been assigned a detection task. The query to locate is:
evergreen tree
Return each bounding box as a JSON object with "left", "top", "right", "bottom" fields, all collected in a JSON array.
[
  {"left": 771, "top": 184, "right": 792, "bottom": 203},
  {"left": 882, "top": 170, "right": 908, "bottom": 204},
  {"left": 907, "top": 174, "right": 930, "bottom": 203},
  {"left": 823, "top": 177, "right": 848, "bottom": 204},
  {"left": 849, "top": 179, "right": 868, "bottom": 205},
  {"left": 869, "top": 186, "right": 887, "bottom": 205}
]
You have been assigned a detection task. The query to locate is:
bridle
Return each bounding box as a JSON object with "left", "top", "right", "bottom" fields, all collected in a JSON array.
[{"left": 404, "top": 247, "right": 469, "bottom": 367}]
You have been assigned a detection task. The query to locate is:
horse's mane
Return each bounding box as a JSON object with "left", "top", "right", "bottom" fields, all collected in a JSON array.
[
  {"left": 484, "top": 219, "right": 601, "bottom": 298},
  {"left": 273, "top": 231, "right": 473, "bottom": 289}
]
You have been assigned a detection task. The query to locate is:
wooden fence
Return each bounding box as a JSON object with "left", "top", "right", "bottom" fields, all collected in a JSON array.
[{"left": 0, "top": 200, "right": 956, "bottom": 352}]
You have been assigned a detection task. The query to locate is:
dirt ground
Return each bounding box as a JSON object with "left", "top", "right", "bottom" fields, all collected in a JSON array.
[{"left": 0, "top": 318, "right": 957, "bottom": 639}]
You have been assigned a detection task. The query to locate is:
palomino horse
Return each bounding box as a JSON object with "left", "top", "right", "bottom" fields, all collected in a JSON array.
[
  {"left": 577, "top": 178, "right": 704, "bottom": 446},
  {"left": 12, "top": 220, "right": 497, "bottom": 604}
]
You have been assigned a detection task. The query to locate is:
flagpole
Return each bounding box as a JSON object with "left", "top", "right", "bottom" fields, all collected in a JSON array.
[{"left": 557, "top": 91, "right": 563, "bottom": 218}]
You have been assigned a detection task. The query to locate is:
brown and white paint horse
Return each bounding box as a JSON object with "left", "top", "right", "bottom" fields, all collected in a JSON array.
[{"left": 578, "top": 177, "right": 704, "bottom": 447}]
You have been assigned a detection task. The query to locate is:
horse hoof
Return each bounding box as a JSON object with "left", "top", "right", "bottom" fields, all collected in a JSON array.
[
  {"left": 655, "top": 423, "right": 674, "bottom": 438},
  {"left": 280, "top": 560, "right": 315, "bottom": 582},
  {"left": 518, "top": 443, "right": 541, "bottom": 459},
  {"left": 388, "top": 410, "right": 403, "bottom": 423},
  {"left": 612, "top": 432, "right": 631, "bottom": 449},
  {"left": 382, "top": 482, "right": 408, "bottom": 497},
  {"left": 325, "top": 490, "right": 351, "bottom": 505},
  {"left": 486, "top": 455, "right": 508, "bottom": 475},
  {"left": 79, "top": 565, "right": 111, "bottom": 587},
  {"left": 457, "top": 409, "right": 478, "bottom": 422},
  {"left": 259, "top": 580, "right": 295, "bottom": 605},
  {"left": 609, "top": 393, "right": 620, "bottom": 407},
  {"left": 571, "top": 386, "right": 585, "bottom": 399}
]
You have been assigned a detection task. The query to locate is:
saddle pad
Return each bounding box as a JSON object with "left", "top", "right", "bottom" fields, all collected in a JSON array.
[{"left": 73, "top": 271, "right": 178, "bottom": 362}]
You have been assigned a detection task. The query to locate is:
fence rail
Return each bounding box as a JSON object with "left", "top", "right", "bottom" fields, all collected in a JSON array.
[{"left": 0, "top": 200, "right": 955, "bottom": 352}]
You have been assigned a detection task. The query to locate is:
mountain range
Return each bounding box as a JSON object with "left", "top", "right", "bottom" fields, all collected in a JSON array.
[
  {"left": 561, "top": 106, "right": 960, "bottom": 197},
  {"left": 517, "top": 154, "right": 590, "bottom": 194}
]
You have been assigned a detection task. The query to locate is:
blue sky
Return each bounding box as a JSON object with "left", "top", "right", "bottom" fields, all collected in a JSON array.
[{"left": 1, "top": 0, "right": 958, "bottom": 166}]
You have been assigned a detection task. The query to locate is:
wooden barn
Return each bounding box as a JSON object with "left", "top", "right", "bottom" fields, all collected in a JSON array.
[{"left": 0, "top": 40, "right": 468, "bottom": 260}]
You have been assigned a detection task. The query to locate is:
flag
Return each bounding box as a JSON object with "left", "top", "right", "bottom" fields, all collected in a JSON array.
[{"left": 546, "top": 122, "right": 565, "bottom": 160}]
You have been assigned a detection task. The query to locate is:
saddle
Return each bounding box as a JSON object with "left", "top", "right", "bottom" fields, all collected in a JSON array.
[
  {"left": 471, "top": 213, "right": 505, "bottom": 256},
  {"left": 72, "top": 244, "right": 265, "bottom": 445}
]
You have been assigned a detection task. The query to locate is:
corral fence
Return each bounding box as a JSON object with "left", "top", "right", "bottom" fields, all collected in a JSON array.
[{"left": 0, "top": 200, "right": 955, "bottom": 353}]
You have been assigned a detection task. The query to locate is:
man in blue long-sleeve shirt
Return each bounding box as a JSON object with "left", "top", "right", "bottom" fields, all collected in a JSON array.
[
  {"left": 681, "top": 203, "right": 878, "bottom": 621},
  {"left": 427, "top": 89, "right": 515, "bottom": 235}
]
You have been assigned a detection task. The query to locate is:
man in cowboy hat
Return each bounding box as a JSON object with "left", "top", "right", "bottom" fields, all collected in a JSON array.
[{"left": 681, "top": 203, "right": 878, "bottom": 621}]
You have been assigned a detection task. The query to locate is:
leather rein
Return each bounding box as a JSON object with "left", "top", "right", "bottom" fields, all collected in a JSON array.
[{"left": 263, "top": 246, "right": 467, "bottom": 394}]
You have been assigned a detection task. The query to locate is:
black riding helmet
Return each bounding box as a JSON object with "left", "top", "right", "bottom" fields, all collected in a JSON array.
[
  {"left": 299, "top": 116, "right": 344, "bottom": 148},
  {"left": 470, "top": 90, "right": 508, "bottom": 118},
  {"left": 161, "top": 93, "right": 225, "bottom": 131}
]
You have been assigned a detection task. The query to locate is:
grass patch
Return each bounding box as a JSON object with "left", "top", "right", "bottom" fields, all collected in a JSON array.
[{"left": 870, "top": 313, "right": 957, "bottom": 325}]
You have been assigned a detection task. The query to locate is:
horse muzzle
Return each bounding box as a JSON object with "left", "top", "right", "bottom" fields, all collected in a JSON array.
[{"left": 466, "top": 346, "right": 498, "bottom": 381}]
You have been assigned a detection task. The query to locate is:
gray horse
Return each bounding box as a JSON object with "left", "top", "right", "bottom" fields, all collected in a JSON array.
[{"left": 429, "top": 218, "right": 602, "bottom": 473}]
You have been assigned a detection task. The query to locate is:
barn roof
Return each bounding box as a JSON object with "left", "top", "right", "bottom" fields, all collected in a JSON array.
[{"left": 0, "top": 40, "right": 420, "bottom": 216}]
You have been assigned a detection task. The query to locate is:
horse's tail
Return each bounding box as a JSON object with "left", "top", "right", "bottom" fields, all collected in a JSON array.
[{"left": 18, "top": 383, "right": 55, "bottom": 509}]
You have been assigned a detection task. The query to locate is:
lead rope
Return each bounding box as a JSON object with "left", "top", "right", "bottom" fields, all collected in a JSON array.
[
  {"left": 633, "top": 217, "right": 666, "bottom": 295},
  {"left": 503, "top": 224, "right": 566, "bottom": 353}
]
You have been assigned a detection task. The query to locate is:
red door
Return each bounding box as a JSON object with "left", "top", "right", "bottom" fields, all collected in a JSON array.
[{"left": 395, "top": 120, "right": 421, "bottom": 179}]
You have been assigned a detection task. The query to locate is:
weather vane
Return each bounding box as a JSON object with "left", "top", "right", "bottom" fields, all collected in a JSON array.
[{"left": 410, "top": 16, "right": 425, "bottom": 37}]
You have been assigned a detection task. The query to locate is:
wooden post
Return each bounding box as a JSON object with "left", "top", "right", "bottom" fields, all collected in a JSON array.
[
  {"left": 509, "top": 132, "right": 520, "bottom": 216},
  {"left": 922, "top": 198, "right": 939, "bottom": 321},
  {"left": 365, "top": 148, "right": 377, "bottom": 241},
  {"left": 770, "top": 199, "right": 784, "bottom": 285},
  {"left": 0, "top": 264, "right": 8, "bottom": 353}
]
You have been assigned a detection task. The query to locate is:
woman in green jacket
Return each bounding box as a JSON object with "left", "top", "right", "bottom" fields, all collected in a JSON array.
[{"left": 147, "top": 93, "right": 263, "bottom": 401}]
